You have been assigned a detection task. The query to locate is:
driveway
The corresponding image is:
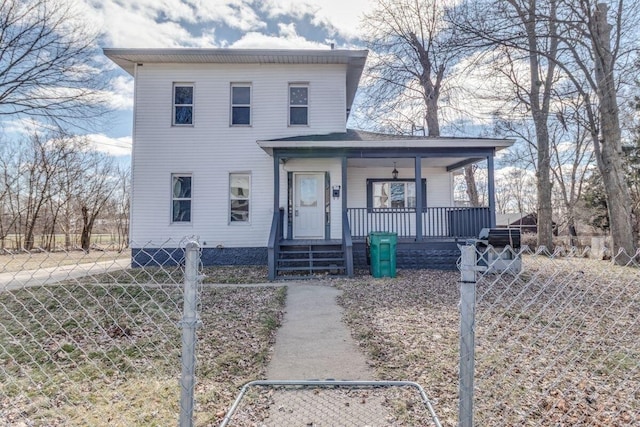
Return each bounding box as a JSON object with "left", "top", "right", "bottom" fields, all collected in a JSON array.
[{"left": 0, "top": 258, "right": 130, "bottom": 291}]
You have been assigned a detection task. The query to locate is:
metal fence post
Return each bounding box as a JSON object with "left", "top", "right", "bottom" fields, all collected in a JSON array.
[
  {"left": 180, "top": 241, "right": 201, "bottom": 427},
  {"left": 459, "top": 244, "right": 477, "bottom": 427}
]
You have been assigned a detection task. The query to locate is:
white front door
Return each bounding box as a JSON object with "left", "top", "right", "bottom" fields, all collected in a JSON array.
[{"left": 293, "top": 173, "right": 325, "bottom": 239}]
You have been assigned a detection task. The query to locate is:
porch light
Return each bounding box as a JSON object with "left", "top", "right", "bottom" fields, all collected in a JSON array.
[{"left": 392, "top": 162, "right": 399, "bottom": 180}]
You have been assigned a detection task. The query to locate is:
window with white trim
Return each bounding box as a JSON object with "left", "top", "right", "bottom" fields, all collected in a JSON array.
[
  {"left": 231, "top": 84, "right": 251, "bottom": 125},
  {"left": 173, "top": 84, "right": 194, "bottom": 125},
  {"left": 289, "top": 84, "right": 308, "bottom": 125},
  {"left": 367, "top": 179, "right": 427, "bottom": 209},
  {"left": 171, "top": 175, "right": 192, "bottom": 222},
  {"left": 230, "top": 173, "right": 251, "bottom": 222},
  {"left": 374, "top": 181, "right": 415, "bottom": 208}
]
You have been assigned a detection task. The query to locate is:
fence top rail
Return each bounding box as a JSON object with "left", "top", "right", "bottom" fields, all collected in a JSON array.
[{"left": 347, "top": 207, "right": 491, "bottom": 215}]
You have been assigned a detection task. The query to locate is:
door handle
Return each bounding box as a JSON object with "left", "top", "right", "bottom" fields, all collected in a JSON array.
[{"left": 295, "top": 209, "right": 299, "bottom": 216}]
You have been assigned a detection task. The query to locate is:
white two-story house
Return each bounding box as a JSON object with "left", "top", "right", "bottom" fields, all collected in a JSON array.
[{"left": 104, "top": 48, "right": 513, "bottom": 279}]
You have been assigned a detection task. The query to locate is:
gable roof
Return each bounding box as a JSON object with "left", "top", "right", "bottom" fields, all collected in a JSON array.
[{"left": 103, "top": 48, "right": 368, "bottom": 115}]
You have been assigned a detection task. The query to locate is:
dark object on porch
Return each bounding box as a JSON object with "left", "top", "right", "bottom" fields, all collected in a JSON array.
[
  {"left": 367, "top": 232, "right": 397, "bottom": 278},
  {"left": 474, "top": 228, "right": 522, "bottom": 273}
]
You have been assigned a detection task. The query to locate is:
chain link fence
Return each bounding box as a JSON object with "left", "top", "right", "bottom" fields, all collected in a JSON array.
[
  {"left": 0, "top": 239, "right": 284, "bottom": 426},
  {"left": 459, "top": 244, "right": 640, "bottom": 426},
  {"left": 220, "top": 380, "right": 441, "bottom": 426},
  {"left": 3, "top": 238, "right": 639, "bottom": 426}
]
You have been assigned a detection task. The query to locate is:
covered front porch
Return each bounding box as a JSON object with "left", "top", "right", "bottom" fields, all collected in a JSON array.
[{"left": 260, "top": 130, "right": 514, "bottom": 280}]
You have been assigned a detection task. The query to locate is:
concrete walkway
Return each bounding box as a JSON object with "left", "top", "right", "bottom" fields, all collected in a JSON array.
[{"left": 267, "top": 283, "right": 374, "bottom": 381}]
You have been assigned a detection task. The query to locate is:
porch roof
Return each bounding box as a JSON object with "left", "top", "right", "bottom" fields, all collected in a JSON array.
[
  {"left": 259, "top": 129, "right": 513, "bottom": 150},
  {"left": 258, "top": 129, "right": 515, "bottom": 170}
]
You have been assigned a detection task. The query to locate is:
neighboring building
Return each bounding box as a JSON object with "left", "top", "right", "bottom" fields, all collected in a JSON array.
[
  {"left": 496, "top": 213, "right": 558, "bottom": 235},
  {"left": 104, "top": 48, "right": 514, "bottom": 278}
]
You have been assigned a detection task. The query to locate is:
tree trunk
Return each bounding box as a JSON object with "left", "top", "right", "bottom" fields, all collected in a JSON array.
[
  {"left": 24, "top": 226, "right": 35, "bottom": 251},
  {"left": 567, "top": 215, "right": 578, "bottom": 247},
  {"left": 425, "top": 96, "right": 440, "bottom": 137},
  {"left": 80, "top": 206, "right": 92, "bottom": 252},
  {"left": 592, "top": 3, "right": 636, "bottom": 263},
  {"left": 464, "top": 165, "right": 480, "bottom": 206},
  {"left": 518, "top": 0, "right": 556, "bottom": 251},
  {"left": 534, "top": 118, "right": 554, "bottom": 250}
]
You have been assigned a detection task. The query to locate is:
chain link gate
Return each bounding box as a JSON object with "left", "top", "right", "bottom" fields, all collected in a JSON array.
[{"left": 220, "top": 380, "right": 442, "bottom": 426}]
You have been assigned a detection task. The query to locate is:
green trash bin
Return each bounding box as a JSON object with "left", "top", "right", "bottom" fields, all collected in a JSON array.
[{"left": 368, "top": 231, "right": 397, "bottom": 278}]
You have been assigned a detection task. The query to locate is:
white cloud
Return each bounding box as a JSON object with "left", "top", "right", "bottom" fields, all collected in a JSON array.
[
  {"left": 0, "top": 121, "right": 130, "bottom": 157},
  {"left": 82, "top": 0, "right": 269, "bottom": 48},
  {"left": 260, "top": 0, "right": 373, "bottom": 40},
  {"left": 82, "top": 0, "right": 374, "bottom": 49},
  {"left": 101, "top": 76, "right": 135, "bottom": 110},
  {"left": 87, "top": 1, "right": 207, "bottom": 48},
  {"left": 231, "top": 23, "right": 328, "bottom": 49},
  {"left": 85, "top": 133, "right": 132, "bottom": 157},
  {"left": 0, "top": 118, "right": 57, "bottom": 137}
]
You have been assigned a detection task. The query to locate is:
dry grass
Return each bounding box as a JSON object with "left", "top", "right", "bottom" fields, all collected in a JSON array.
[
  {"left": 335, "top": 257, "right": 640, "bottom": 427},
  {"left": 334, "top": 269, "right": 461, "bottom": 426},
  {"left": 2, "top": 253, "right": 638, "bottom": 426},
  {"left": 0, "top": 281, "right": 285, "bottom": 426}
]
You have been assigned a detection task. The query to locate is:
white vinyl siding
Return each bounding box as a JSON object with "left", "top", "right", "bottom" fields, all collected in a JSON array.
[{"left": 131, "top": 63, "right": 347, "bottom": 246}]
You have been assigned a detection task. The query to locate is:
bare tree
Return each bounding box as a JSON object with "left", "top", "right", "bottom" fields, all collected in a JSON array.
[
  {"left": 74, "top": 146, "right": 116, "bottom": 252},
  {"left": 114, "top": 166, "right": 130, "bottom": 250},
  {"left": 3, "top": 132, "right": 75, "bottom": 250},
  {"left": 549, "top": 96, "right": 595, "bottom": 245},
  {"left": 555, "top": 1, "right": 637, "bottom": 261},
  {"left": 495, "top": 167, "right": 537, "bottom": 214},
  {"left": 359, "top": 0, "right": 481, "bottom": 205},
  {"left": 0, "top": 131, "right": 122, "bottom": 251},
  {"left": 0, "top": 143, "right": 20, "bottom": 249},
  {"left": 461, "top": 0, "right": 638, "bottom": 260},
  {"left": 0, "top": 0, "right": 107, "bottom": 128},
  {"left": 457, "top": 0, "right": 561, "bottom": 249}
]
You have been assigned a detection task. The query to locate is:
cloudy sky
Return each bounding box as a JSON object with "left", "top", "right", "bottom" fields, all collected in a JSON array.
[{"left": 77, "top": 0, "right": 375, "bottom": 156}]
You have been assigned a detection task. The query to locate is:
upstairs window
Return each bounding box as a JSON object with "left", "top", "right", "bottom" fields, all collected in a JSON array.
[
  {"left": 289, "top": 84, "right": 308, "bottom": 125},
  {"left": 230, "top": 173, "right": 251, "bottom": 223},
  {"left": 173, "top": 84, "right": 193, "bottom": 125},
  {"left": 172, "top": 175, "right": 192, "bottom": 222},
  {"left": 231, "top": 84, "right": 251, "bottom": 125}
]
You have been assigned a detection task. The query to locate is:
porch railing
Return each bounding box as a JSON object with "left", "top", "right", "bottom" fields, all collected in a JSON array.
[
  {"left": 267, "top": 208, "right": 284, "bottom": 281},
  {"left": 342, "top": 211, "right": 354, "bottom": 277},
  {"left": 347, "top": 207, "right": 491, "bottom": 240}
]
